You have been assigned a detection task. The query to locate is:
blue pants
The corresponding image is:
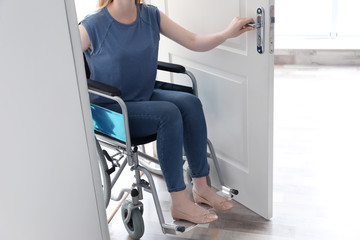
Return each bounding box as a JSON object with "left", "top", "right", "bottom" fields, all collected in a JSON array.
[{"left": 106, "top": 89, "right": 209, "bottom": 192}]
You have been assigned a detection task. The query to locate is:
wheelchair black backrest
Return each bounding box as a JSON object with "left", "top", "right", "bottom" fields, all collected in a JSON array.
[{"left": 83, "top": 54, "right": 91, "bottom": 79}]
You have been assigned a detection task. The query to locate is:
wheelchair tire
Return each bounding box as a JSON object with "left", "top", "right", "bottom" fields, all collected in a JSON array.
[
  {"left": 121, "top": 200, "right": 145, "bottom": 240},
  {"left": 95, "top": 139, "right": 111, "bottom": 208},
  {"left": 138, "top": 157, "right": 163, "bottom": 176},
  {"left": 186, "top": 166, "right": 211, "bottom": 189}
]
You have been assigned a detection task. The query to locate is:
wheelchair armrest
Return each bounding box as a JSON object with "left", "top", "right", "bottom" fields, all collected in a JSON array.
[
  {"left": 87, "top": 79, "right": 122, "bottom": 97},
  {"left": 157, "top": 61, "right": 198, "bottom": 96},
  {"left": 157, "top": 61, "right": 186, "bottom": 74}
]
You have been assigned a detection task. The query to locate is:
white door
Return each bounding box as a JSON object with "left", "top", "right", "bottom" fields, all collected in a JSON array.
[
  {"left": 151, "top": 0, "right": 274, "bottom": 219},
  {"left": 0, "top": 0, "right": 109, "bottom": 239}
]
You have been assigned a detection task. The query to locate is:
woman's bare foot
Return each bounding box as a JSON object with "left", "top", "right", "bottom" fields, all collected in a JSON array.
[
  {"left": 192, "top": 177, "right": 233, "bottom": 211},
  {"left": 170, "top": 190, "right": 218, "bottom": 224}
]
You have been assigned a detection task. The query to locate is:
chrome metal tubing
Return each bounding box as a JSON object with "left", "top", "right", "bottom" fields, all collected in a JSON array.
[
  {"left": 207, "top": 140, "right": 236, "bottom": 194},
  {"left": 111, "top": 158, "right": 128, "bottom": 188},
  {"left": 133, "top": 165, "right": 166, "bottom": 232},
  {"left": 111, "top": 188, "right": 131, "bottom": 202},
  {"left": 185, "top": 70, "right": 198, "bottom": 96},
  {"left": 207, "top": 139, "right": 226, "bottom": 186},
  {"left": 95, "top": 133, "right": 124, "bottom": 149},
  {"left": 133, "top": 153, "right": 144, "bottom": 200},
  {"left": 88, "top": 89, "right": 133, "bottom": 165}
]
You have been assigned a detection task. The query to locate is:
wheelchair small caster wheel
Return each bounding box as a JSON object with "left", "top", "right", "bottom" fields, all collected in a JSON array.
[
  {"left": 121, "top": 200, "right": 145, "bottom": 239},
  {"left": 186, "top": 166, "right": 211, "bottom": 189}
]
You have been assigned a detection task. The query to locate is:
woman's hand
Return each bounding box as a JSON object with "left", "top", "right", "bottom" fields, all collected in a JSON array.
[{"left": 223, "top": 17, "right": 255, "bottom": 39}]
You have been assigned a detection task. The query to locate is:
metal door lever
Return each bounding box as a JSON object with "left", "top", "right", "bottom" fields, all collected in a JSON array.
[
  {"left": 247, "top": 23, "right": 262, "bottom": 29},
  {"left": 253, "top": 6, "right": 275, "bottom": 54},
  {"left": 255, "top": 7, "right": 265, "bottom": 54}
]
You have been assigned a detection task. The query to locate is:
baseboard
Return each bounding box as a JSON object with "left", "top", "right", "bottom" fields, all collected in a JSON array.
[{"left": 274, "top": 49, "right": 360, "bottom": 66}]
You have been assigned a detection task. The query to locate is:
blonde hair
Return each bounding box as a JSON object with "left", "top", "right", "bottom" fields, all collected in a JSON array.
[{"left": 97, "top": 0, "right": 144, "bottom": 9}]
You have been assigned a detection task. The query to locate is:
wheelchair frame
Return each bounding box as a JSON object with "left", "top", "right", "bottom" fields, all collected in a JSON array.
[{"left": 88, "top": 61, "right": 239, "bottom": 236}]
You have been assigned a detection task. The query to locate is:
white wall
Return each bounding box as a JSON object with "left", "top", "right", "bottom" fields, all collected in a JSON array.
[
  {"left": 0, "top": 1, "right": 109, "bottom": 239},
  {"left": 74, "top": 0, "right": 98, "bottom": 22},
  {"left": 275, "top": 0, "right": 360, "bottom": 49}
]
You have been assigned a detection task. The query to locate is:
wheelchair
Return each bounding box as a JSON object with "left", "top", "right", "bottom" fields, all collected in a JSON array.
[{"left": 86, "top": 59, "right": 239, "bottom": 239}]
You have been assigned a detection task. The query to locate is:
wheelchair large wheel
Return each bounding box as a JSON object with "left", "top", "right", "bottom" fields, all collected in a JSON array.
[
  {"left": 121, "top": 200, "right": 145, "bottom": 239},
  {"left": 95, "top": 139, "right": 111, "bottom": 208},
  {"left": 138, "top": 157, "right": 162, "bottom": 175},
  {"left": 186, "top": 166, "right": 211, "bottom": 189}
]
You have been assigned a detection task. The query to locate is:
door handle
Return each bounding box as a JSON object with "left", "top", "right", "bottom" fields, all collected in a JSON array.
[
  {"left": 248, "top": 23, "right": 261, "bottom": 29},
  {"left": 252, "top": 6, "right": 275, "bottom": 54},
  {"left": 255, "top": 7, "right": 265, "bottom": 54}
]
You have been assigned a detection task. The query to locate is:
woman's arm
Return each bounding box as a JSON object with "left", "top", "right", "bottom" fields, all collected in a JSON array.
[
  {"left": 78, "top": 24, "right": 92, "bottom": 52},
  {"left": 159, "top": 11, "right": 255, "bottom": 52}
]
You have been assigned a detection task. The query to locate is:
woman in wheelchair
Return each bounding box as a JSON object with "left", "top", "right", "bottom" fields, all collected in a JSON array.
[{"left": 79, "top": 0, "right": 254, "bottom": 224}]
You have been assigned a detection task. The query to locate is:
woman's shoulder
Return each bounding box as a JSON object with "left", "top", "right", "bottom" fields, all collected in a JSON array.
[
  {"left": 140, "top": 3, "right": 159, "bottom": 12},
  {"left": 139, "top": 4, "right": 160, "bottom": 27},
  {"left": 81, "top": 8, "right": 113, "bottom": 27}
]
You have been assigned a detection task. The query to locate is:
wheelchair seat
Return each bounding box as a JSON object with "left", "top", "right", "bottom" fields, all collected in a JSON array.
[{"left": 91, "top": 104, "right": 157, "bottom": 146}]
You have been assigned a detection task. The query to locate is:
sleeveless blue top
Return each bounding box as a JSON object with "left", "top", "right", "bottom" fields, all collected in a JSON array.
[{"left": 81, "top": 4, "right": 160, "bottom": 103}]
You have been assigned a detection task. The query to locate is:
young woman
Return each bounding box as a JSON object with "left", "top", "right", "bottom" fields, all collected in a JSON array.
[{"left": 79, "top": 0, "right": 254, "bottom": 224}]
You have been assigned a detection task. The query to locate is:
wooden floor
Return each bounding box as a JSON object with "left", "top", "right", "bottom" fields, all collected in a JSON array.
[{"left": 106, "top": 65, "right": 360, "bottom": 240}]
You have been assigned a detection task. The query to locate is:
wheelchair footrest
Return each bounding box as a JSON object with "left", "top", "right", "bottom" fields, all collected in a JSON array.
[
  {"left": 162, "top": 221, "right": 197, "bottom": 235},
  {"left": 217, "top": 186, "right": 239, "bottom": 199}
]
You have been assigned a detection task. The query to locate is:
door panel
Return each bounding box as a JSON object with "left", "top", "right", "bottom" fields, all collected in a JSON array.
[
  {"left": 152, "top": 0, "right": 274, "bottom": 219},
  {"left": 166, "top": 0, "right": 248, "bottom": 52},
  {"left": 172, "top": 56, "right": 249, "bottom": 171},
  {"left": 0, "top": 0, "right": 109, "bottom": 239}
]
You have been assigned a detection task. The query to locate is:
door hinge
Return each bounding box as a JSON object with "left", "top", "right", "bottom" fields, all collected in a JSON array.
[{"left": 269, "top": 4, "right": 275, "bottom": 54}]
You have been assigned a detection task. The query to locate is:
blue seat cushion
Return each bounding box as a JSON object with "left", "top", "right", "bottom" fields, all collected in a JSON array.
[{"left": 91, "top": 104, "right": 157, "bottom": 145}]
